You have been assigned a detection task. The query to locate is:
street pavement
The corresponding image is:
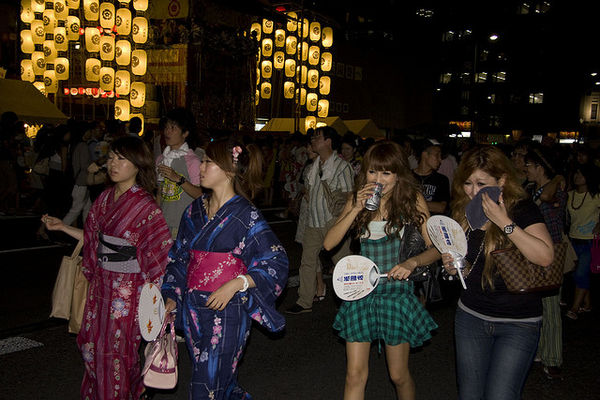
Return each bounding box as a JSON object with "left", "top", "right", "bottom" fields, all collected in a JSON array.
[{"left": 1, "top": 212, "right": 599, "bottom": 400}]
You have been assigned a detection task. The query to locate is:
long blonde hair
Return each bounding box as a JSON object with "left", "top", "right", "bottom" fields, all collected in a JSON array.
[{"left": 451, "top": 145, "right": 527, "bottom": 289}]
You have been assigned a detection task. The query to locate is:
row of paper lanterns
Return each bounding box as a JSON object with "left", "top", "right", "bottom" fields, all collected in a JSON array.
[{"left": 21, "top": 0, "right": 149, "bottom": 20}]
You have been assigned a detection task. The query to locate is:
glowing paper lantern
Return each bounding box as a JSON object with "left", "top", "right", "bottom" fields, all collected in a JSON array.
[
  {"left": 43, "top": 70, "right": 58, "bottom": 94},
  {"left": 274, "top": 29, "right": 285, "bottom": 47},
  {"left": 301, "top": 18, "right": 309, "bottom": 38},
  {"left": 286, "top": 12, "right": 297, "bottom": 31},
  {"left": 84, "top": 0, "right": 99, "bottom": 21},
  {"left": 99, "top": 67, "right": 114, "bottom": 91},
  {"left": 129, "top": 82, "right": 145, "bottom": 108},
  {"left": 283, "top": 81, "right": 295, "bottom": 99},
  {"left": 54, "top": 57, "right": 69, "bottom": 80},
  {"left": 66, "top": 16, "right": 81, "bottom": 41},
  {"left": 54, "top": 27, "right": 68, "bottom": 52},
  {"left": 285, "top": 36, "right": 297, "bottom": 55},
  {"left": 307, "top": 69, "right": 319, "bottom": 89},
  {"left": 33, "top": 81, "right": 46, "bottom": 95},
  {"left": 114, "top": 99, "right": 130, "bottom": 121},
  {"left": 322, "top": 27, "right": 333, "bottom": 47},
  {"left": 299, "top": 42, "right": 308, "bottom": 61},
  {"left": 295, "top": 88, "right": 306, "bottom": 105},
  {"left": 21, "top": 31, "right": 35, "bottom": 54},
  {"left": 260, "top": 60, "right": 272, "bottom": 79},
  {"left": 115, "top": 40, "right": 131, "bottom": 65},
  {"left": 273, "top": 51, "right": 284, "bottom": 69},
  {"left": 250, "top": 22, "right": 261, "bottom": 41},
  {"left": 20, "top": 1, "right": 35, "bottom": 23},
  {"left": 43, "top": 40, "right": 57, "bottom": 62},
  {"left": 319, "top": 76, "right": 331, "bottom": 95},
  {"left": 309, "top": 46, "right": 320, "bottom": 66},
  {"left": 262, "top": 19, "right": 273, "bottom": 35},
  {"left": 133, "top": 0, "right": 148, "bottom": 11},
  {"left": 100, "top": 35, "right": 115, "bottom": 61},
  {"left": 306, "top": 93, "right": 318, "bottom": 112},
  {"left": 85, "top": 58, "right": 101, "bottom": 81},
  {"left": 99, "top": 2, "right": 115, "bottom": 29},
  {"left": 32, "top": 51, "right": 45, "bottom": 75},
  {"left": 260, "top": 82, "right": 272, "bottom": 99},
  {"left": 54, "top": 0, "right": 68, "bottom": 20},
  {"left": 85, "top": 27, "right": 101, "bottom": 52},
  {"left": 116, "top": 8, "right": 132, "bottom": 36},
  {"left": 132, "top": 17, "right": 148, "bottom": 43},
  {"left": 295, "top": 65, "right": 307, "bottom": 84},
  {"left": 43, "top": 10, "right": 57, "bottom": 33},
  {"left": 21, "top": 60, "right": 35, "bottom": 82},
  {"left": 131, "top": 49, "right": 147, "bottom": 75},
  {"left": 321, "top": 52, "right": 332, "bottom": 72},
  {"left": 67, "top": 0, "right": 81, "bottom": 9},
  {"left": 318, "top": 99, "right": 329, "bottom": 118},
  {"left": 31, "top": 20, "right": 45, "bottom": 45},
  {"left": 284, "top": 59, "right": 296, "bottom": 78},
  {"left": 255, "top": 89, "right": 260, "bottom": 105},
  {"left": 309, "top": 22, "right": 321, "bottom": 42},
  {"left": 261, "top": 38, "right": 273, "bottom": 57},
  {"left": 31, "top": 0, "right": 45, "bottom": 13},
  {"left": 305, "top": 116, "right": 316, "bottom": 132},
  {"left": 115, "top": 70, "right": 130, "bottom": 95}
]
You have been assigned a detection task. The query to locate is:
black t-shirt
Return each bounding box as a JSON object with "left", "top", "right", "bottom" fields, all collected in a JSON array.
[
  {"left": 413, "top": 171, "right": 450, "bottom": 204},
  {"left": 460, "top": 199, "right": 546, "bottom": 319}
]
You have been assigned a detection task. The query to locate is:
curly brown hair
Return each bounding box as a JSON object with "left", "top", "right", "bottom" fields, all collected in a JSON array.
[{"left": 109, "top": 136, "right": 157, "bottom": 196}]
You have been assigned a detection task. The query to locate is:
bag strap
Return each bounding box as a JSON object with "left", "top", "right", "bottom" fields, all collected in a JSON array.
[{"left": 71, "top": 240, "right": 84, "bottom": 258}]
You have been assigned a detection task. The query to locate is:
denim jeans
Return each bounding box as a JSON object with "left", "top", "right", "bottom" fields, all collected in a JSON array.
[
  {"left": 572, "top": 239, "right": 592, "bottom": 289},
  {"left": 455, "top": 308, "right": 541, "bottom": 400}
]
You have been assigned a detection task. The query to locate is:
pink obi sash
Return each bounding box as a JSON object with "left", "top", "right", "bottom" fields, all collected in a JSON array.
[{"left": 187, "top": 251, "right": 247, "bottom": 292}]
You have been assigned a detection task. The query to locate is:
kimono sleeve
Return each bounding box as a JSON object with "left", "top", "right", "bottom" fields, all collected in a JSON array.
[{"left": 136, "top": 203, "right": 172, "bottom": 285}]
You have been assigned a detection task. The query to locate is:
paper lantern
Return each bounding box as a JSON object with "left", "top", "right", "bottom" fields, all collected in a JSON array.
[
  {"left": 21, "top": 60, "right": 35, "bottom": 82},
  {"left": 130, "top": 82, "right": 145, "bottom": 108},
  {"left": 99, "top": 2, "right": 115, "bottom": 29},
  {"left": 54, "top": 27, "right": 68, "bottom": 52},
  {"left": 115, "top": 99, "right": 130, "bottom": 121},
  {"left": 321, "top": 52, "right": 332, "bottom": 72},
  {"left": 132, "top": 17, "right": 148, "bottom": 44},
  {"left": 283, "top": 81, "right": 295, "bottom": 99},
  {"left": 84, "top": 0, "right": 99, "bottom": 21},
  {"left": 115, "top": 40, "right": 131, "bottom": 65},
  {"left": 85, "top": 27, "right": 101, "bottom": 52},
  {"left": 131, "top": 49, "right": 147, "bottom": 75},
  {"left": 307, "top": 69, "right": 319, "bottom": 89},
  {"left": 319, "top": 76, "right": 331, "bottom": 95},
  {"left": 295, "top": 88, "right": 306, "bottom": 105},
  {"left": 66, "top": 16, "right": 81, "bottom": 41},
  {"left": 99, "top": 67, "right": 114, "bottom": 91},
  {"left": 284, "top": 59, "right": 296, "bottom": 78},
  {"left": 133, "top": 0, "right": 148, "bottom": 11},
  {"left": 273, "top": 51, "right": 284, "bottom": 69},
  {"left": 31, "top": 20, "right": 45, "bottom": 45},
  {"left": 43, "top": 70, "right": 58, "bottom": 94},
  {"left": 295, "top": 65, "right": 307, "bottom": 84},
  {"left": 262, "top": 19, "right": 273, "bottom": 35},
  {"left": 43, "top": 10, "right": 57, "bottom": 33},
  {"left": 274, "top": 29, "right": 285, "bottom": 47},
  {"left": 85, "top": 58, "right": 100, "bottom": 81},
  {"left": 261, "top": 38, "right": 273, "bottom": 57},
  {"left": 286, "top": 12, "right": 297, "bottom": 31},
  {"left": 20, "top": 1, "right": 34, "bottom": 23},
  {"left": 31, "top": 0, "right": 45, "bottom": 13},
  {"left": 54, "top": 0, "right": 68, "bottom": 20},
  {"left": 285, "top": 36, "right": 297, "bottom": 55},
  {"left": 33, "top": 81, "right": 46, "bottom": 95},
  {"left": 43, "top": 40, "right": 57, "bottom": 62},
  {"left": 67, "top": 0, "right": 81, "bottom": 9},
  {"left": 21, "top": 31, "right": 35, "bottom": 54},
  {"left": 260, "top": 60, "right": 272, "bottom": 79},
  {"left": 260, "top": 82, "right": 272, "bottom": 99},
  {"left": 309, "top": 22, "right": 321, "bottom": 42},
  {"left": 306, "top": 93, "right": 318, "bottom": 112},
  {"left": 116, "top": 8, "right": 132, "bottom": 36},
  {"left": 255, "top": 89, "right": 260, "bottom": 105},
  {"left": 299, "top": 42, "right": 308, "bottom": 61},
  {"left": 309, "top": 46, "right": 320, "bottom": 66},
  {"left": 129, "top": 113, "right": 144, "bottom": 136},
  {"left": 318, "top": 99, "right": 329, "bottom": 118},
  {"left": 32, "top": 51, "right": 45, "bottom": 75},
  {"left": 54, "top": 57, "right": 69, "bottom": 80},
  {"left": 100, "top": 35, "right": 115, "bottom": 61},
  {"left": 322, "top": 27, "right": 333, "bottom": 48},
  {"left": 115, "top": 70, "right": 130, "bottom": 95},
  {"left": 301, "top": 18, "right": 309, "bottom": 38},
  {"left": 250, "top": 22, "right": 261, "bottom": 41},
  {"left": 305, "top": 116, "right": 316, "bottom": 132}
]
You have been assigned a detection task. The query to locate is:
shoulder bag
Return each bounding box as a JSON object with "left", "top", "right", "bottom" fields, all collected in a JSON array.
[
  {"left": 50, "top": 240, "right": 84, "bottom": 320},
  {"left": 142, "top": 313, "right": 178, "bottom": 389},
  {"left": 399, "top": 223, "right": 434, "bottom": 282}
]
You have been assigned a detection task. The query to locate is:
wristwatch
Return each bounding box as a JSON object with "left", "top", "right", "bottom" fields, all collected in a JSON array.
[
  {"left": 503, "top": 222, "right": 516, "bottom": 235},
  {"left": 176, "top": 176, "right": 186, "bottom": 186}
]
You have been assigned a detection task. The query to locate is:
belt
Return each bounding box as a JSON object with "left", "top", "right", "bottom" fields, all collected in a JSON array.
[{"left": 187, "top": 251, "right": 247, "bottom": 292}]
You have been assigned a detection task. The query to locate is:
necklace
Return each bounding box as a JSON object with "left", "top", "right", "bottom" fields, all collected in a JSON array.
[
  {"left": 465, "top": 229, "right": 485, "bottom": 273},
  {"left": 571, "top": 191, "right": 587, "bottom": 210}
]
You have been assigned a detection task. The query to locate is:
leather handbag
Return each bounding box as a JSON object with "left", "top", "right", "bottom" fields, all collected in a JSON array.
[
  {"left": 50, "top": 240, "right": 84, "bottom": 320},
  {"left": 591, "top": 235, "right": 600, "bottom": 274},
  {"left": 399, "top": 223, "right": 434, "bottom": 282},
  {"left": 142, "top": 313, "right": 178, "bottom": 390},
  {"left": 493, "top": 242, "right": 567, "bottom": 293}
]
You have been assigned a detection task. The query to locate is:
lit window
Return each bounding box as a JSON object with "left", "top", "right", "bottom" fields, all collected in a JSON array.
[
  {"left": 488, "top": 94, "right": 496, "bottom": 103},
  {"left": 492, "top": 72, "right": 507, "bottom": 82},
  {"left": 480, "top": 49, "right": 489, "bottom": 61},
  {"left": 476, "top": 72, "right": 488, "bottom": 83},
  {"left": 440, "top": 73, "right": 452, "bottom": 84},
  {"left": 443, "top": 31, "right": 455, "bottom": 41},
  {"left": 529, "top": 92, "right": 544, "bottom": 104},
  {"left": 591, "top": 103, "right": 598, "bottom": 120},
  {"left": 518, "top": 3, "right": 530, "bottom": 14}
]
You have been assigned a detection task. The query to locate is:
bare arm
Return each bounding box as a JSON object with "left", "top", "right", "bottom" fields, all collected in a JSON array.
[
  {"left": 157, "top": 164, "right": 203, "bottom": 199},
  {"left": 42, "top": 214, "right": 84, "bottom": 241}
]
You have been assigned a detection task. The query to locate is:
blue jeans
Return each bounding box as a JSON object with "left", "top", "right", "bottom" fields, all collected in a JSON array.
[
  {"left": 572, "top": 239, "right": 592, "bottom": 289},
  {"left": 455, "top": 308, "right": 541, "bottom": 400}
]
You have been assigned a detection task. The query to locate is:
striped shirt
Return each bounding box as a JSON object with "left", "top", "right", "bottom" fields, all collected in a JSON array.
[{"left": 307, "top": 152, "right": 354, "bottom": 228}]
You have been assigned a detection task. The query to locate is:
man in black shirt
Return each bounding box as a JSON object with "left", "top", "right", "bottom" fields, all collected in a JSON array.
[{"left": 412, "top": 139, "right": 450, "bottom": 215}]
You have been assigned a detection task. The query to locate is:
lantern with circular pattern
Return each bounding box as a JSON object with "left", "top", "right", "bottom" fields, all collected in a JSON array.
[
  {"left": 306, "top": 93, "right": 318, "bottom": 112},
  {"left": 115, "top": 8, "right": 131, "bottom": 35},
  {"left": 99, "top": 2, "right": 115, "bottom": 29},
  {"left": 262, "top": 19, "right": 273, "bottom": 35},
  {"left": 131, "top": 49, "right": 147, "bottom": 75},
  {"left": 85, "top": 27, "right": 101, "bottom": 52},
  {"left": 274, "top": 29, "right": 285, "bottom": 47},
  {"left": 84, "top": 0, "right": 99, "bottom": 21},
  {"left": 260, "top": 82, "right": 272, "bottom": 99},
  {"left": 273, "top": 51, "right": 284, "bottom": 69},
  {"left": 66, "top": 16, "right": 81, "bottom": 41},
  {"left": 308, "top": 46, "right": 320, "bottom": 66},
  {"left": 132, "top": 17, "right": 148, "bottom": 44},
  {"left": 31, "top": 0, "right": 45, "bottom": 13},
  {"left": 21, "top": 59, "right": 35, "bottom": 82},
  {"left": 261, "top": 38, "right": 273, "bottom": 58},
  {"left": 307, "top": 69, "right": 319, "bottom": 89},
  {"left": 114, "top": 99, "right": 130, "bottom": 121},
  {"left": 286, "top": 12, "right": 297, "bottom": 31},
  {"left": 115, "top": 70, "right": 130, "bottom": 95},
  {"left": 284, "top": 59, "right": 296, "bottom": 78},
  {"left": 129, "top": 81, "right": 145, "bottom": 108},
  {"left": 309, "top": 22, "right": 321, "bottom": 42},
  {"left": 43, "top": 9, "right": 57, "bottom": 34},
  {"left": 99, "top": 66, "right": 114, "bottom": 91},
  {"left": 100, "top": 35, "right": 115, "bottom": 61},
  {"left": 54, "top": 27, "right": 68, "bottom": 52},
  {"left": 261, "top": 60, "right": 272, "bottom": 79},
  {"left": 285, "top": 36, "right": 297, "bottom": 55},
  {"left": 43, "top": 39, "right": 57, "bottom": 62},
  {"left": 305, "top": 116, "right": 316, "bottom": 132},
  {"left": 43, "top": 70, "right": 58, "bottom": 93},
  {"left": 54, "top": 0, "right": 68, "bottom": 20},
  {"left": 115, "top": 40, "right": 131, "bottom": 65},
  {"left": 283, "top": 81, "right": 295, "bottom": 99},
  {"left": 85, "top": 58, "right": 101, "bottom": 81},
  {"left": 54, "top": 57, "right": 69, "bottom": 80},
  {"left": 31, "top": 20, "right": 45, "bottom": 45},
  {"left": 32, "top": 51, "right": 45, "bottom": 75}
]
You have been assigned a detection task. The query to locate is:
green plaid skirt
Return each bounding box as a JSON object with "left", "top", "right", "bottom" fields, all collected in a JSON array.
[{"left": 333, "top": 234, "right": 438, "bottom": 347}]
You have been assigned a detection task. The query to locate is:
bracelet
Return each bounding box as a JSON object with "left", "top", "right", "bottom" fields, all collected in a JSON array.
[{"left": 236, "top": 274, "right": 249, "bottom": 292}]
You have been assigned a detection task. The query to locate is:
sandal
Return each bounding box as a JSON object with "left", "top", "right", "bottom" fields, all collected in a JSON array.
[
  {"left": 313, "top": 286, "right": 326, "bottom": 302},
  {"left": 578, "top": 307, "right": 592, "bottom": 313},
  {"left": 566, "top": 310, "right": 578, "bottom": 320}
]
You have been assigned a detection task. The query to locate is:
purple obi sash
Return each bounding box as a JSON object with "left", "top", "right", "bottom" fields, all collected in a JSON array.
[{"left": 187, "top": 251, "right": 247, "bottom": 292}]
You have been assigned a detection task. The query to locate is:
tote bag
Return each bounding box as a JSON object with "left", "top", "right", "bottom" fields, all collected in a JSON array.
[
  {"left": 50, "top": 241, "right": 84, "bottom": 320},
  {"left": 68, "top": 263, "right": 89, "bottom": 334}
]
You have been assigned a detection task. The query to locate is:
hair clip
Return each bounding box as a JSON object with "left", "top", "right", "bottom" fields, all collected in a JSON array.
[{"left": 232, "top": 146, "right": 242, "bottom": 164}]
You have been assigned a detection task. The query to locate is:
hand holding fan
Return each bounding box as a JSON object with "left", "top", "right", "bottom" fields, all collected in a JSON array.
[
  {"left": 332, "top": 255, "right": 388, "bottom": 301},
  {"left": 426, "top": 216, "right": 469, "bottom": 289},
  {"left": 138, "top": 282, "right": 166, "bottom": 341}
]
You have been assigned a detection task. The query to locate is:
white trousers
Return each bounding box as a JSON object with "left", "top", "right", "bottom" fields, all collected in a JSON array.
[{"left": 62, "top": 185, "right": 91, "bottom": 226}]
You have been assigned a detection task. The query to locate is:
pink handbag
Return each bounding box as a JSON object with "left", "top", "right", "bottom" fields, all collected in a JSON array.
[
  {"left": 591, "top": 235, "right": 600, "bottom": 274},
  {"left": 142, "top": 313, "right": 178, "bottom": 389}
]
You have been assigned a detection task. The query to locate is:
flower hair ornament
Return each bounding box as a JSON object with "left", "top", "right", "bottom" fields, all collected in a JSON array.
[{"left": 232, "top": 146, "right": 243, "bottom": 164}]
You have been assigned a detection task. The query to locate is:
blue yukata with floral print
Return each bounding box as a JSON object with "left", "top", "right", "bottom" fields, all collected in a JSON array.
[{"left": 162, "top": 194, "right": 288, "bottom": 400}]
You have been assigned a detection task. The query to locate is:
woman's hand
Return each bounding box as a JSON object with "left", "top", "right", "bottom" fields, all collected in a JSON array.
[
  {"left": 206, "top": 279, "right": 242, "bottom": 311},
  {"left": 441, "top": 252, "right": 458, "bottom": 275},
  {"left": 354, "top": 183, "right": 377, "bottom": 211},
  {"left": 165, "top": 298, "right": 177, "bottom": 313},
  {"left": 157, "top": 164, "right": 180, "bottom": 182},
  {"left": 87, "top": 162, "right": 100, "bottom": 174},
  {"left": 42, "top": 214, "right": 64, "bottom": 232},
  {"left": 387, "top": 259, "right": 417, "bottom": 280},
  {"left": 482, "top": 192, "right": 511, "bottom": 229}
]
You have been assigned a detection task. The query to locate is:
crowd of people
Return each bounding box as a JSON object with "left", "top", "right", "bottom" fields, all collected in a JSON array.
[{"left": 1, "top": 108, "right": 599, "bottom": 399}]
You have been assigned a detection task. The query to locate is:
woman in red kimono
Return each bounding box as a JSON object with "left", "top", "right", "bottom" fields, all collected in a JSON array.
[{"left": 44, "top": 136, "right": 172, "bottom": 399}]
